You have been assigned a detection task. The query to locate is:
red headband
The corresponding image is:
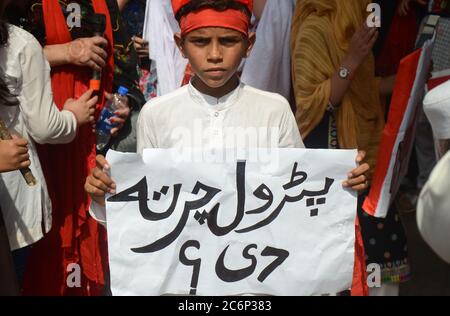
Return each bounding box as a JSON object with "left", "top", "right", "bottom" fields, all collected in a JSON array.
[{"left": 172, "top": 0, "right": 253, "bottom": 36}]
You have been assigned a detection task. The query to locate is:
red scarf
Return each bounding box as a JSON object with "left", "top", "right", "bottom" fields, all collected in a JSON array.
[
  {"left": 23, "top": 0, "right": 114, "bottom": 295},
  {"left": 171, "top": 0, "right": 253, "bottom": 35},
  {"left": 376, "top": 7, "right": 418, "bottom": 77}
]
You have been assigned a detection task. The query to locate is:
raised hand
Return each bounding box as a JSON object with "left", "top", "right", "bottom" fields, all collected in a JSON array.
[{"left": 345, "top": 23, "right": 379, "bottom": 70}]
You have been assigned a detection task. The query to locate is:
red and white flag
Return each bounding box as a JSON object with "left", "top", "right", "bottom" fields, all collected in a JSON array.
[{"left": 363, "top": 38, "right": 435, "bottom": 218}]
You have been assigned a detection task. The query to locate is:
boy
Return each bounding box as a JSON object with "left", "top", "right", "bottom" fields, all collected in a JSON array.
[{"left": 85, "top": 0, "right": 370, "bottom": 294}]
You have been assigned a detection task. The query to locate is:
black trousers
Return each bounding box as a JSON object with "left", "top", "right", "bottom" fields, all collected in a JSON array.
[{"left": 0, "top": 208, "right": 20, "bottom": 296}]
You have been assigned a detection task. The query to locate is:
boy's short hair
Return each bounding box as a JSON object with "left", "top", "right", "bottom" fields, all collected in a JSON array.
[{"left": 175, "top": 0, "right": 252, "bottom": 22}]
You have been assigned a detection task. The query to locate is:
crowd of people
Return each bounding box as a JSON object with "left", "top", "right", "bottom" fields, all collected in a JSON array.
[{"left": 0, "top": 0, "right": 449, "bottom": 296}]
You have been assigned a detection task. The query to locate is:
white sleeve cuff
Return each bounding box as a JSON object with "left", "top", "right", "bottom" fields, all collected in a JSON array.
[{"left": 89, "top": 201, "right": 107, "bottom": 228}]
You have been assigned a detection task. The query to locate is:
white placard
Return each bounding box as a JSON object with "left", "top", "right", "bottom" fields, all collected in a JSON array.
[{"left": 105, "top": 148, "right": 358, "bottom": 296}]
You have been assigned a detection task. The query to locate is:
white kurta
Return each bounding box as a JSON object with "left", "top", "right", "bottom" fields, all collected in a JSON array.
[
  {"left": 417, "top": 151, "right": 450, "bottom": 263},
  {"left": 423, "top": 79, "right": 450, "bottom": 139},
  {"left": 90, "top": 81, "right": 304, "bottom": 224},
  {"left": 137, "top": 81, "right": 304, "bottom": 153},
  {"left": 0, "top": 25, "right": 78, "bottom": 250},
  {"left": 143, "top": 0, "right": 188, "bottom": 96},
  {"left": 240, "top": 0, "right": 296, "bottom": 100}
]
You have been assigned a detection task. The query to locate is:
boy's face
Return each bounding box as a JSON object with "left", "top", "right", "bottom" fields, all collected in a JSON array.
[{"left": 175, "top": 27, "right": 255, "bottom": 89}]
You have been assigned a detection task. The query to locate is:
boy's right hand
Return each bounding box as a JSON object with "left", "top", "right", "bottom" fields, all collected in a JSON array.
[
  {"left": 64, "top": 89, "right": 98, "bottom": 130},
  {"left": 0, "top": 135, "right": 31, "bottom": 173},
  {"left": 85, "top": 155, "right": 116, "bottom": 206}
]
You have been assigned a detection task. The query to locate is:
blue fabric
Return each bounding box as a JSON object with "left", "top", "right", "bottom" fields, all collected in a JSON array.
[{"left": 12, "top": 245, "right": 31, "bottom": 287}]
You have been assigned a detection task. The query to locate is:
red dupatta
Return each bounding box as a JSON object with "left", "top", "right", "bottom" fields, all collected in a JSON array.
[
  {"left": 23, "top": 0, "right": 114, "bottom": 295},
  {"left": 376, "top": 7, "right": 418, "bottom": 77}
]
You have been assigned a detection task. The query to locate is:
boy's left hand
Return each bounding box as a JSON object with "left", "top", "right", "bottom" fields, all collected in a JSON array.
[{"left": 342, "top": 150, "right": 370, "bottom": 193}]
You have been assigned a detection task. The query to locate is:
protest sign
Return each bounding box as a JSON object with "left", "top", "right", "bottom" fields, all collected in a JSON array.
[{"left": 105, "top": 148, "right": 357, "bottom": 295}]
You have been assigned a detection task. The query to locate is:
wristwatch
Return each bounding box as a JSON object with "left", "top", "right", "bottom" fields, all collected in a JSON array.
[{"left": 338, "top": 66, "right": 351, "bottom": 80}]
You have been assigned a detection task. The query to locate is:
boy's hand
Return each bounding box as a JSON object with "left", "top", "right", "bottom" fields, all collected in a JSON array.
[
  {"left": 342, "top": 150, "right": 370, "bottom": 193},
  {"left": 85, "top": 155, "right": 116, "bottom": 206},
  {"left": 0, "top": 135, "right": 31, "bottom": 173}
]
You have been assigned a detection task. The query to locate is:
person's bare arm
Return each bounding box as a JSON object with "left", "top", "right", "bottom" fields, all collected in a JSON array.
[
  {"left": 379, "top": 75, "right": 397, "bottom": 97},
  {"left": 117, "top": 0, "right": 130, "bottom": 11},
  {"left": 43, "top": 43, "right": 71, "bottom": 67},
  {"left": 329, "top": 23, "right": 378, "bottom": 107},
  {"left": 43, "top": 37, "right": 108, "bottom": 71},
  {"left": 329, "top": 58, "right": 358, "bottom": 107},
  {"left": 253, "top": 0, "right": 267, "bottom": 21}
]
